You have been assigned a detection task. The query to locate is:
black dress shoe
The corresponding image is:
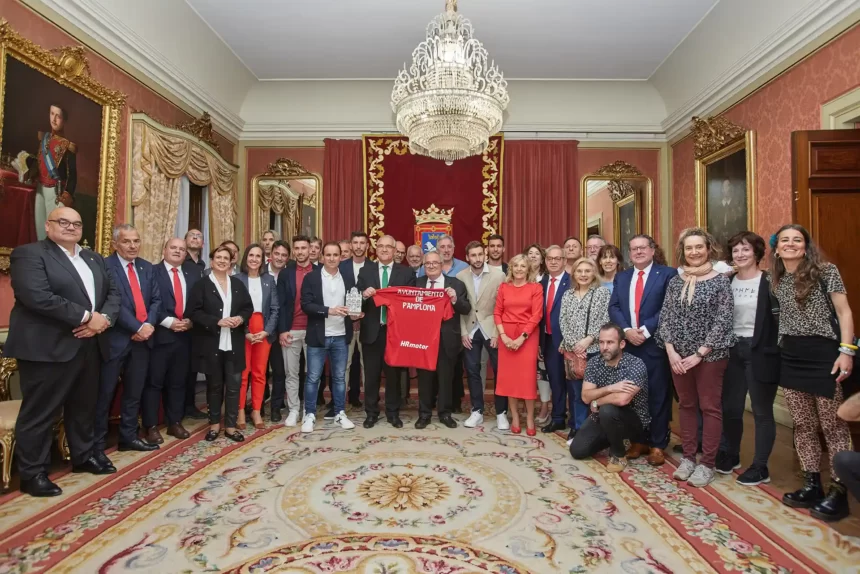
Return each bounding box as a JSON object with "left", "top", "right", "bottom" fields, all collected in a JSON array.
[
  {"left": 20, "top": 473, "right": 62, "bottom": 497},
  {"left": 270, "top": 407, "right": 282, "bottom": 423},
  {"left": 118, "top": 438, "right": 160, "bottom": 452},
  {"left": 541, "top": 421, "right": 566, "bottom": 433},
  {"left": 387, "top": 416, "right": 403, "bottom": 428},
  {"left": 415, "top": 417, "right": 431, "bottom": 430},
  {"left": 185, "top": 407, "right": 208, "bottom": 420},
  {"left": 205, "top": 429, "right": 219, "bottom": 441},
  {"left": 363, "top": 415, "right": 379, "bottom": 429},
  {"left": 72, "top": 456, "right": 116, "bottom": 475},
  {"left": 225, "top": 430, "right": 245, "bottom": 442},
  {"left": 439, "top": 416, "right": 458, "bottom": 429},
  {"left": 93, "top": 450, "right": 115, "bottom": 471}
]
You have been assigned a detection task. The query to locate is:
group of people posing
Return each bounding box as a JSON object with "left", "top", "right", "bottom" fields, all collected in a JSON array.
[{"left": 4, "top": 207, "right": 858, "bottom": 525}]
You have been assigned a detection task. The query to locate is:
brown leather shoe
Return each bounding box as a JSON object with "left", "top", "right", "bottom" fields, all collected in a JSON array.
[
  {"left": 144, "top": 426, "right": 164, "bottom": 445},
  {"left": 625, "top": 442, "right": 650, "bottom": 460},
  {"left": 647, "top": 447, "right": 666, "bottom": 466},
  {"left": 166, "top": 423, "right": 190, "bottom": 439}
]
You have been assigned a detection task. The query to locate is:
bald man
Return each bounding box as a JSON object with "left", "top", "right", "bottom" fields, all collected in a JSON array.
[{"left": 5, "top": 208, "right": 120, "bottom": 496}]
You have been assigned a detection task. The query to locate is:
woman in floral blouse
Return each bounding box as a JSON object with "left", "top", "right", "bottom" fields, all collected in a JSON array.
[
  {"left": 658, "top": 228, "right": 735, "bottom": 488},
  {"left": 772, "top": 224, "right": 854, "bottom": 522},
  {"left": 559, "top": 258, "right": 611, "bottom": 440}
]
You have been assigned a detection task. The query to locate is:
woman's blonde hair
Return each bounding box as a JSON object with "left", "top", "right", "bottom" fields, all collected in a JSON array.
[
  {"left": 675, "top": 227, "right": 721, "bottom": 267},
  {"left": 505, "top": 254, "right": 537, "bottom": 284},
  {"left": 570, "top": 257, "right": 601, "bottom": 290}
]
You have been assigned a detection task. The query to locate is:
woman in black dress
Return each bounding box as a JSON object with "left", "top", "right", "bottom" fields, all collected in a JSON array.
[
  {"left": 187, "top": 245, "right": 254, "bottom": 442},
  {"left": 771, "top": 224, "right": 854, "bottom": 521}
]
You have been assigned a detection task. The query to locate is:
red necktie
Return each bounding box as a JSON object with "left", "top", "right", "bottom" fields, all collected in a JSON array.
[
  {"left": 546, "top": 277, "right": 556, "bottom": 334},
  {"left": 634, "top": 270, "right": 645, "bottom": 328},
  {"left": 171, "top": 267, "right": 184, "bottom": 320},
  {"left": 127, "top": 262, "right": 147, "bottom": 323}
]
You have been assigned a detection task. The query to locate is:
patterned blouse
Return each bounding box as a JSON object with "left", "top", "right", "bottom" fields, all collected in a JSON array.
[
  {"left": 772, "top": 263, "right": 845, "bottom": 340},
  {"left": 657, "top": 274, "right": 735, "bottom": 362},
  {"left": 559, "top": 285, "right": 611, "bottom": 354}
]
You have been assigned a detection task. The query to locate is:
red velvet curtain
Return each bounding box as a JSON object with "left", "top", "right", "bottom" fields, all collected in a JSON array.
[
  {"left": 322, "top": 138, "right": 363, "bottom": 242},
  {"left": 502, "top": 140, "right": 579, "bottom": 255}
]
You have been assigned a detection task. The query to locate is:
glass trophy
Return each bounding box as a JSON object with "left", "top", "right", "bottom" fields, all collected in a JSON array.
[{"left": 346, "top": 287, "right": 363, "bottom": 315}]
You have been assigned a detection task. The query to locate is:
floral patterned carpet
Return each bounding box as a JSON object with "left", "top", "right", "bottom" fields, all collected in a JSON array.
[{"left": 0, "top": 410, "right": 858, "bottom": 573}]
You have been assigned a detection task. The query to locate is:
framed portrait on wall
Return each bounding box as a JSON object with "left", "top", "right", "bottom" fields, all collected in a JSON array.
[
  {"left": 693, "top": 116, "right": 756, "bottom": 250},
  {"left": 615, "top": 193, "right": 639, "bottom": 265},
  {"left": 0, "top": 22, "right": 124, "bottom": 271}
]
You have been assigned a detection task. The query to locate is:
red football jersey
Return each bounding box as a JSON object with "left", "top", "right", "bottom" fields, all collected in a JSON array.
[{"left": 372, "top": 286, "right": 454, "bottom": 370}]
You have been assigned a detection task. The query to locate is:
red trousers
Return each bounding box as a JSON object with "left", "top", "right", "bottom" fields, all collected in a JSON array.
[{"left": 241, "top": 312, "right": 271, "bottom": 411}]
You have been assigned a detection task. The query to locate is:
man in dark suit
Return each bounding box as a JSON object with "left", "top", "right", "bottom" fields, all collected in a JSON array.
[
  {"left": 414, "top": 251, "right": 471, "bottom": 429},
  {"left": 142, "top": 237, "right": 201, "bottom": 444},
  {"left": 357, "top": 234, "right": 415, "bottom": 428},
  {"left": 340, "top": 231, "right": 369, "bottom": 409},
  {"left": 95, "top": 224, "right": 162, "bottom": 457},
  {"left": 609, "top": 234, "right": 677, "bottom": 466},
  {"left": 540, "top": 245, "right": 575, "bottom": 438},
  {"left": 5, "top": 207, "right": 120, "bottom": 496}
]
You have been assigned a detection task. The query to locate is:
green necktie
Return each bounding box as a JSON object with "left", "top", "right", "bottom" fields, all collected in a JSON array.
[{"left": 381, "top": 265, "right": 390, "bottom": 324}]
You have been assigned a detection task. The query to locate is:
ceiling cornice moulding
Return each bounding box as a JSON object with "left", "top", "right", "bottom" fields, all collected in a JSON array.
[
  {"left": 34, "top": 0, "right": 245, "bottom": 138},
  {"left": 661, "top": 0, "right": 860, "bottom": 140},
  {"left": 240, "top": 121, "right": 667, "bottom": 142}
]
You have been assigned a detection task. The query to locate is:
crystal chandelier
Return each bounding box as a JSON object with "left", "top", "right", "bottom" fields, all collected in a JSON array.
[{"left": 391, "top": 0, "right": 509, "bottom": 162}]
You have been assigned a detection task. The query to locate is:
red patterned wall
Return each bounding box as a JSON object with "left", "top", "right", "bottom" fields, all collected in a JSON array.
[
  {"left": 0, "top": 0, "right": 235, "bottom": 329},
  {"left": 578, "top": 148, "right": 662, "bottom": 243},
  {"left": 671, "top": 24, "right": 860, "bottom": 246}
]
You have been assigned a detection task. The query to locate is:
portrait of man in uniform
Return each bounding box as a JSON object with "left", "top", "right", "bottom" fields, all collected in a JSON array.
[{"left": 27, "top": 104, "right": 77, "bottom": 239}]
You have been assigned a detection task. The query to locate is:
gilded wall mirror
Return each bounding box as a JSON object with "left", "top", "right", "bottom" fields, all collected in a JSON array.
[
  {"left": 0, "top": 21, "right": 124, "bottom": 272},
  {"left": 250, "top": 158, "right": 321, "bottom": 243},
  {"left": 580, "top": 161, "right": 653, "bottom": 265}
]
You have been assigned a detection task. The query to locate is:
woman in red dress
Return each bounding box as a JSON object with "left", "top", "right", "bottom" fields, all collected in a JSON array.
[{"left": 494, "top": 254, "right": 544, "bottom": 435}]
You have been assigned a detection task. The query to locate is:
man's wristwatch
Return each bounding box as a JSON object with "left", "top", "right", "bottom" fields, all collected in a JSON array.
[
  {"left": 521, "top": 332, "right": 528, "bottom": 340},
  {"left": 591, "top": 400, "right": 598, "bottom": 410}
]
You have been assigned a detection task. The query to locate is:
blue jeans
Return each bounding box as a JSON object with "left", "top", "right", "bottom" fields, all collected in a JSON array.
[
  {"left": 463, "top": 329, "right": 507, "bottom": 415},
  {"left": 305, "top": 336, "right": 347, "bottom": 416},
  {"left": 567, "top": 351, "right": 597, "bottom": 431}
]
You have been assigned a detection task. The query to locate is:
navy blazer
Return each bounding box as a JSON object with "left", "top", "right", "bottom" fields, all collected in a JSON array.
[
  {"left": 300, "top": 267, "right": 355, "bottom": 348},
  {"left": 608, "top": 263, "right": 677, "bottom": 357},
  {"left": 152, "top": 260, "right": 202, "bottom": 346},
  {"left": 539, "top": 272, "right": 571, "bottom": 351},
  {"left": 104, "top": 253, "right": 162, "bottom": 360},
  {"left": 236, "top": 271, "right": 280, "bottom": 342},
  {"left": 276, "top": 261, "right": 319, "bottom": 333}
]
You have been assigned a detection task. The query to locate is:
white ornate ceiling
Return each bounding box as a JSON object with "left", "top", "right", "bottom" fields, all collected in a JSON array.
[{"left": 185, "top": 0, "right": 718, "bottom": 80}]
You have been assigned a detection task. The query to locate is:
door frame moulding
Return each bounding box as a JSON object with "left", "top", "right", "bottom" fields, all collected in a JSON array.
[{"left": 821, "top": 87, "right": 860, "bottom": 129}]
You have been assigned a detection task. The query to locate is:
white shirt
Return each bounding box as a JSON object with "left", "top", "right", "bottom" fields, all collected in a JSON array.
[
  {"left": 321, "top": 267, "right": 347, "bottom": 337},
  {"left": 267, "top": 262, "right": 280, "bottom": 282},
  {"left": 732, "top": 274, "right": 761, "bottom": 338},
  {"left": 60, "top": 244, "right": 96, "bottom": 322},
  {"left": 353, "top": 258, "right": 366, "bottom": 281},
  {"left": 209, "top": 273, "right": 233, "bottom": 351},
  {"left": 426, "top": 275, "right": 443, "bottom": 290},
  {"left": 469, "top": 265, "right": 489, "bottom": 339},
  {"left": 248, "top": 276, "right": 263, "bottom": 313},
  {"left": 160, "top": 261, "right": 187, "bottom": 329},
  {"left": 627, "top": 262, "right": 653, "bottom": 338}
]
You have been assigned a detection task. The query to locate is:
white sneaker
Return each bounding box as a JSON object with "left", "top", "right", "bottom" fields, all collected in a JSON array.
[
  {"left": 673, "top": 458, "right": 697, "bottom": 481},
  {"left": 285, "top": 410, "right": 299, "bottom": 427},
  {"left": 687, "top": 464, "right": 716, "bottom": 488},
  {"left": 334, "top": 411, "right": 355, "bottom": 430},
  {"left": 496, "top": 413, "right": 510, "bottom": 431},
  {"left": 464, "top": 411, "right": 484, "bottom": 428},
  {"left": 301, "top": 413, "right": 315, "bottom": 433}
]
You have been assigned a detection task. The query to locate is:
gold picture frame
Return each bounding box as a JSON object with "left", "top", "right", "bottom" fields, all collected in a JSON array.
[
  {"left": 250, "top": 158, "right": 322, "bottom": 243},
  {"left": 580, "top": 160, "right": 653, "bottom": 246},
  {"left": 0, "top": 20, "right": 125, "bottom": 272},
  {"left": 693, "top": 115, "right": 756, "bottom": 246},
  {"left": 614, "top": 192, "right": 640, "bottom": 248}
]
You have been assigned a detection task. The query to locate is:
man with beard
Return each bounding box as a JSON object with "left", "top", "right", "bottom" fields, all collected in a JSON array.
[
  {"left": 184, "top": 229, "right": 206, "bottom": 273},
  {"left": 394, "top": 241, "right": 407, "bottom": 265},
  {"left": 569, "top": 323, "right": 650, "bottom": 474},
  {"left": 486, "top": 234, "right": 507, "bottom": 274}
]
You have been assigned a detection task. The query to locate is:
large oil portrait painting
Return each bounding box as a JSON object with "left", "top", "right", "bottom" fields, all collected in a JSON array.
[
  {"left": 0, "top": 21, "right": 124, "bottom": 271},
  {"left": 694, "top": 116, "right": 756, "bottom": 251}
]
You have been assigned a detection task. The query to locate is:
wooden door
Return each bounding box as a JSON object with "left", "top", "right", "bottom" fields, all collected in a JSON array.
[{"left": 793, "top": 129, "right": 860, "bottom": 438}]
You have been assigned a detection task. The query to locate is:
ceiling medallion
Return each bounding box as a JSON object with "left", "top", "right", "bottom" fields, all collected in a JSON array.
[{"left": 391, "top": 0, "right": 509, "bottom": 162}]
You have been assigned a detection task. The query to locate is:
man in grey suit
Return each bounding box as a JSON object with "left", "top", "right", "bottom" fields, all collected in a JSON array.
[
  {"left": 456, "top": 241, "right": 508, "bottom": 430},
  {"left": 5, "top": 207, "right": 120, "bottom": 497}
]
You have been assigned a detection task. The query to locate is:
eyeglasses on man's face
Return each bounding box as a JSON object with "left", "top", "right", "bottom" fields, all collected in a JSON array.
[
  {"left": 545, "top": 256, "right": 564, "bottom": 262},
  {"left": 377, "top": 244, "right": 394, "bottom": 250},
  {"left": 48, "top": 219, "right": 83, "bottom": 230},
  {"left": 630, "top": 246, "right": 652, "bottom": 253},
  {"left": 424, "top": 261, "right": 441, "bottom": 266},
  {"left": 187, "top": 233, "right": 203, "bottom": 239}
]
